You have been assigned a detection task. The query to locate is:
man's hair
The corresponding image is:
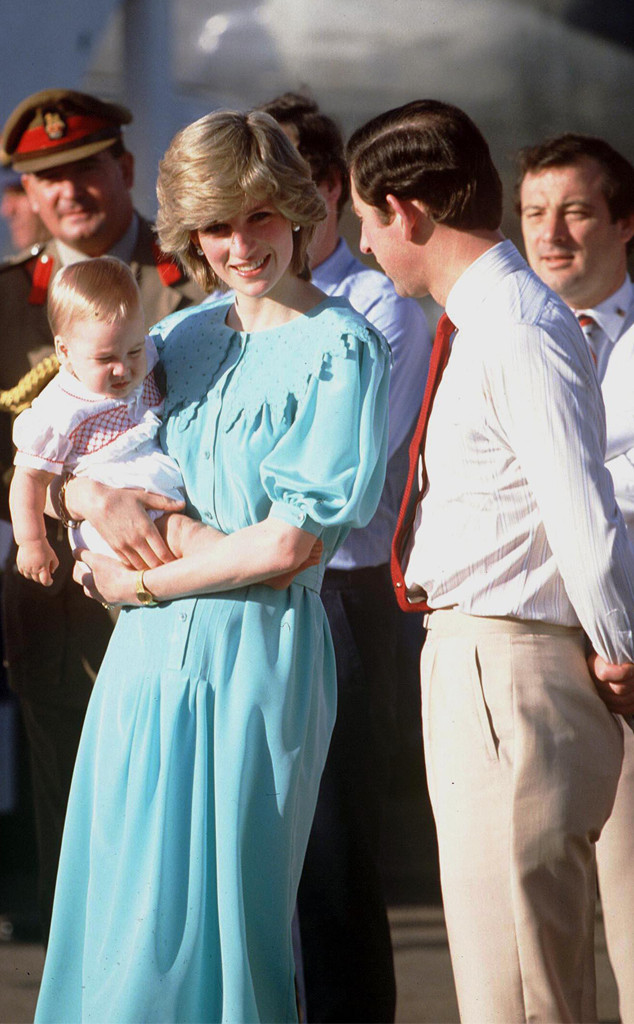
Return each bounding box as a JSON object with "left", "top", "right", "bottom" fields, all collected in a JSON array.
[
  {"left": 514, "top": 133, "right": 634, "bottom": 223},
  {"left": 156, "top": 109, "right": 326, "bottom": 293},
  {"left": 48, "top": 256, "right": 141, "bottom": 337},
  {"left": 347, "top": 99, "right": 503, "bottom": 231},
  {"left": 257, "top": 92, "right": 350, "bottom": 216}
]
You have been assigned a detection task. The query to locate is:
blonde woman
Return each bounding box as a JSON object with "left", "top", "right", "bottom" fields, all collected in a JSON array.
[{"left": 35, "top": 111, "right": 390, "bottom": 1023}]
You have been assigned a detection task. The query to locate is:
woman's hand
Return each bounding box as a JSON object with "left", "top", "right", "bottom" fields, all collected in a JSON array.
[
  {"left": 63, "top": 478, "right": 185, "bottom": 570},
  {"left": 73, "top": 550, "right": 139, "bottom": 607}
]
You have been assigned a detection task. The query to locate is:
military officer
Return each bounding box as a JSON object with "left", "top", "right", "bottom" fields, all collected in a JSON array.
[{"left": 0, "top": 88, "right": 203, "bottom": 938}]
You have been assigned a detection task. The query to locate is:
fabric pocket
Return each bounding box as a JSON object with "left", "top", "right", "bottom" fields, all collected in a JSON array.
[{"left": 468, "top": 643, "right": 499, "bottom": 763}]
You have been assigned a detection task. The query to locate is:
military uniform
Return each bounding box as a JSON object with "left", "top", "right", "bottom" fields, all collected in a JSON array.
[{"left": 0, "top": 88, "right": 204, "bottom": 937}]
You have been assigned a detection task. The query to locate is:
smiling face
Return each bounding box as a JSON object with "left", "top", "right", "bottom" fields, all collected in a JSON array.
[
  {"left": 192, "top": 200, "right": 295, "bottom": 299},
  {"left": 22, "top": 149, "right": 135, "bottom": 257},
  {"left": 520, "top": 157, "right": 634, "bottom": 308},
  {"left": 56, "top": 304, "right": 147, "bottom": 399}
]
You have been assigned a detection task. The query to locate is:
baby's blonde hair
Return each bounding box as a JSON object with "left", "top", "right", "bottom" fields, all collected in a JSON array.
[{"left": 48, "top": 257, "right": 142, "bottom": 337}]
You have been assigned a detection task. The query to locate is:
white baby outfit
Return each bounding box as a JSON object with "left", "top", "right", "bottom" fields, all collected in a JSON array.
[{"left": 13, "top": 337, "right": 184, "bottom": 556}]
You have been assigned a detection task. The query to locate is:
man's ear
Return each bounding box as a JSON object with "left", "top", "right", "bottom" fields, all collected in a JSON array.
[
  {"left": 618, "top": 211, "right": 634, "bottom": 248},
  {"left": 321, "top": 169, "right": 343, "bottom": 210},
  {"left": 21, "top": 174, "right": 39, "bottom": 214},
  {"left": 385, "top": 194, "right": 422, "bottom": 240},
  {"left": 117, "top": 150, "right": 135, "bottom": 190}
]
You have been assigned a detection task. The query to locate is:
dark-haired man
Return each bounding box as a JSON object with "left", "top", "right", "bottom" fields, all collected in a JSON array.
[
  {"left": 260, "top": 92, "right": 432, "bottom": 1023},
  {"left": 347, "top": 99, "right": 634, "bottom": 1022},
  {"left": 0, "top": 88, "right": 202, "bottom": 938},
  {"left": 517, "top": 132, "right": 634, "bottom": 1023}
]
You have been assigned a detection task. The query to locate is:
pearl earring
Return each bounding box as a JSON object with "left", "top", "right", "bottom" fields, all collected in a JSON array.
[
  {"left": 292, "top": 224, "right": 300, "bottom": 233},
  {"left": 196, "top": 247, "right": 204, "bottom": 256}
]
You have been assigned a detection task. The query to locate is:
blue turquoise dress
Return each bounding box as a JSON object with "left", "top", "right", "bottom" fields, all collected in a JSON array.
[{"left": 35, "top": 296, "right": 390, "bottom": 1024}]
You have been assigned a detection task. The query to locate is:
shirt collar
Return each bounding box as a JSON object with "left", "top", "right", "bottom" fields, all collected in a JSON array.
[
  {"left": 445, "top": 239, "right": 524, "bottom": 329},
  {"left": 53, "top": 213, "right": 139, "bottom": 268},
  {"left": 310, "top": 237, "right": 355, "bottom": 290},
  {"left": 575, "top": 275, "right": 632, "bottom": 346}
]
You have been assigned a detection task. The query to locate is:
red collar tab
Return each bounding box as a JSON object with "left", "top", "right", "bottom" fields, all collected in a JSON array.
[
  {"left": 27, "top": 252, "right": 55, "bottom": 305},
  {"left": 152, "top": 243, "right": 184, "bottom": 287}
]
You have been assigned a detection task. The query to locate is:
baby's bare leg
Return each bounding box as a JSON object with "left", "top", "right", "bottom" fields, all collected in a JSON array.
[{"left": 155, "top": 512, "right": 222, "bottom": 560}]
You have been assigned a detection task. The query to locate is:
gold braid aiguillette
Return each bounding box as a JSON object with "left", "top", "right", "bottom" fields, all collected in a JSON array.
[{"left": 0, "top": 354, "right": 60, "bottom": 414}]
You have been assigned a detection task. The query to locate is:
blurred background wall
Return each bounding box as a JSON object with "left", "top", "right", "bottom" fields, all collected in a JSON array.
[{"left": 1, "top": 0, "right": 633, "bottom": 252}]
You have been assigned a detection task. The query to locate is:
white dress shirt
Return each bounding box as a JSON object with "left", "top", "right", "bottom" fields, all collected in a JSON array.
[
  {"left": 577, "top": 275, "right": 634, "bottom": 539},
  {"left": 405, "top": 240, "right": 634, "bottom": 663}
]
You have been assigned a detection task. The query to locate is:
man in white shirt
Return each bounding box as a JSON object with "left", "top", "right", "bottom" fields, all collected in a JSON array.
[
  {"left": 517, "top": 132, "right": 634, "bottom": 1024},
  {"left": 347, "top": 100, "right": 634, "bottom": 1023},
  {"left": 259, "top": 92, "right": 432, "bottom": 1024}
]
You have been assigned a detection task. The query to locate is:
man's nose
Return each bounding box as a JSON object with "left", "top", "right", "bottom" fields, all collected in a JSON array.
[
  {"left": 359, "top": 225, "right": 371, "bottom": 255},
  {"left": 542, "top": 210, "right": 568, "bottom": 243},
  {"left": 57, "top": 176, "right": 82, "bottom": 198}
]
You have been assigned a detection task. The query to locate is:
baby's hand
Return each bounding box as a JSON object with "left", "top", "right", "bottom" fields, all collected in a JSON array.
[{"left": 17, "top": 539, "right": 59, "bottom": 587}]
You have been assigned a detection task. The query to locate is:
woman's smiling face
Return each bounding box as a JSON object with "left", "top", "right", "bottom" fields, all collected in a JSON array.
[{"left": 192, "top": 200, "right": 295, "bottom": 299}]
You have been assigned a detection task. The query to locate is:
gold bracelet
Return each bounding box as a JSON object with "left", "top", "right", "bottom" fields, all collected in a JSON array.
[
  {"left": 57, "top": 473, "right": 82, "bottom": 530},
  {"left": 135, "top": 569, "right": 158, "bottom": 607}
]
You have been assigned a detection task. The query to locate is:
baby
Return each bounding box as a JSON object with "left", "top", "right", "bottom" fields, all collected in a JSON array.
[{"left": 9, "top": 257, "right": 198, "bottom": 586}]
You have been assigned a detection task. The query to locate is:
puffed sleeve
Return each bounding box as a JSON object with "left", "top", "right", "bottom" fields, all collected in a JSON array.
[
  {"left": 13, "top": 387, "right": 72, "bottom": 475},
  {"left": 262, "top": 322, "right": 390, "bottom": 539}
]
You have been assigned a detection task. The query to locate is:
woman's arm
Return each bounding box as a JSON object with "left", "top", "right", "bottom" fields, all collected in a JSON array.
[
  {"left": 49, "top": 475, "right": 186, "bottom": 569},
  {"left": 10, "top": 466, "right": 59, "bottom": 585},
  {"left": 75, "top": 516, "right": 320, "bottom": 606}
]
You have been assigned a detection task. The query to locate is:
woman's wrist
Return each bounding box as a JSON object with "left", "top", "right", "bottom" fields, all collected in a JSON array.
[
  {"left": 62, "top": 476, "right": 105, "bottom": 525},
  {"left": 135, "top": 569, "right": 159, "bottom": 606}
]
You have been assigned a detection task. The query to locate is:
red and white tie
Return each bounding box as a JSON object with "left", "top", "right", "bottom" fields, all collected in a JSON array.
[{"left": 577, "top": 313, "right": 598, "bottom": 367}]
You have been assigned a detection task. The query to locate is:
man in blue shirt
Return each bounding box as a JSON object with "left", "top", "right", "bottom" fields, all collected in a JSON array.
[{"left": 260, "top": 93, "right": 432, "bottom": 1023}]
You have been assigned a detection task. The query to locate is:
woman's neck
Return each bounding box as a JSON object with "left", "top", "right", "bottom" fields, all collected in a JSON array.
[{"left": 226, "top": 276, "right": 324, "bottom": 333}]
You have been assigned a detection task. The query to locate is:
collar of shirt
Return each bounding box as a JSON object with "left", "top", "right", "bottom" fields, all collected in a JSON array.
[
  {"left": 445, "top": 238, "right": 524, "bottom": 330},
  {"left": 575, "top": 274, "right": 632, "bottom": 346},
  {"left": 310, "top": 237, "right": 357, "bottom": 294},
  {"left": 53, "top": 212, "right": 140, "bottom": 268}
]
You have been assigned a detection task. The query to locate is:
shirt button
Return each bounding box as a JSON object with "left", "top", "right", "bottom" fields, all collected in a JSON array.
[
  {"left": 204, "top": 450, "right": 211, "bottom": 460},
  {"left": 179, "top": 612, "right": 188, "bottom": 622}
]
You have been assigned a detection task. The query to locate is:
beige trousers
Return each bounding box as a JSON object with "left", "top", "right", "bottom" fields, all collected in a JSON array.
[
  {"left": 421, "top": 611, "right": 623, "bottom": 1023},
  {"left": 596, "top": 722, "right": 634, "bottom": 1023}
]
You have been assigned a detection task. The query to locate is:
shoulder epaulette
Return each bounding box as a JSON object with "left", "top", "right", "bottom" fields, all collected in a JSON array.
[{"left": 0, "top": 242, "right": 47, "bottom": 273}]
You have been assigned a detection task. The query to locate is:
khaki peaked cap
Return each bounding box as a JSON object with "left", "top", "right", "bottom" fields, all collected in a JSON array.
[{"left": 1, "top": 89, "right": 132, "bottom": 173}]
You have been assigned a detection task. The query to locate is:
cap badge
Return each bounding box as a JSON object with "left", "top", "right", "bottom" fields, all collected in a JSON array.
[{"left": 43, "top": 110, "right": 66, "bottom": 141}]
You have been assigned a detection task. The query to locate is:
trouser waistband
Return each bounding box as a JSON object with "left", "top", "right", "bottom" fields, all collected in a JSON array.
[{"left": 424, "top": 609, "right": 583, "bottom": 638}]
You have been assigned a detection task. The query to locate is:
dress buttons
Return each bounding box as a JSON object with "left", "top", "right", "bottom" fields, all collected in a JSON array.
[{"left": 179, "top": 612, "right": 188, "bottom": 622}]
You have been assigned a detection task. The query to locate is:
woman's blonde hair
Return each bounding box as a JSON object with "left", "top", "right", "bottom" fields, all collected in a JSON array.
[
  {"left": 48, "top": 257, "right": 141, "bottom": 337},
  {"left": 156, "top": 109, "right": 327, "bottom": 293}
]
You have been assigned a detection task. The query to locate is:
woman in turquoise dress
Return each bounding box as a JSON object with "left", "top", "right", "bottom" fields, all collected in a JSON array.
[{"left": 34, "top": 111, "right": 389, "bottom": 1023}]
